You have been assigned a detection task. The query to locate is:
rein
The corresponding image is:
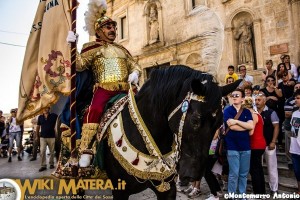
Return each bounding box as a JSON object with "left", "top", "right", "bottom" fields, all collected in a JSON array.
[
  {"left": 167, "top": 92, "right": 205, "bottom": 161},
  {"left": 128, "top": 85, "right": 163, "bottom": 158}
]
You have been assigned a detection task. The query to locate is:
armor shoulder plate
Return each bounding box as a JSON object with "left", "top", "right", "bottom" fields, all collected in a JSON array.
[
  {"left": 112, "top": 42, "right": 132, "bottom": 57},
  {"left": 81, "top": 41, "right": 102, "bottom": 54}
]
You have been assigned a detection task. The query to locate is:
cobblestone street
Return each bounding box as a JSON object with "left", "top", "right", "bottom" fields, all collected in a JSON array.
[
  {"left": 0, "top": 136, "right": 214, "bottom": 200},
  {"left": 0, "top": 134, "right": 298, "bottom": 200}
]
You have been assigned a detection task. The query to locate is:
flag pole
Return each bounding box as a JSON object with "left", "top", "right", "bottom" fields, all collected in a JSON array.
[{"left": 70, "top": 0, "right": 78, "bottom": 176}]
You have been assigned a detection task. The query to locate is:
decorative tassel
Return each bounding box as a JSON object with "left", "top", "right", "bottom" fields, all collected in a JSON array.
[
  {"left": 116, "top": 134, "right": 123, "bottom": 147},
  {"left": 131, "top": 153, "right": 139, "bottom": 165}
]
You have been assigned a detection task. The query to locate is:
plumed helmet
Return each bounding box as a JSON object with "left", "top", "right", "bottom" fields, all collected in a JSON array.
[
  {"left": 84, "top": 0, "right": 117, "bottom": 36},
  {"left": 95, "top": 15, "right": 117, "bottom": 30}
]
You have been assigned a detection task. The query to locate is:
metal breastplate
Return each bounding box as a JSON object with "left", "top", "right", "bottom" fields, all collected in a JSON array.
[{"left": 92, "top": 57, "right": 128, "bottom": 84}]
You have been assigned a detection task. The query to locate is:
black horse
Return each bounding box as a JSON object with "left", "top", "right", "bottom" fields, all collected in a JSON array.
[{"left": 103, "top": 65, "right": 240, "bottom": 199}]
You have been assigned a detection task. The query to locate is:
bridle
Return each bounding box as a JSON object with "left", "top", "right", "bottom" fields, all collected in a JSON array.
[{"left": 167, "top": 92, "right": 206, "bottom": 162}]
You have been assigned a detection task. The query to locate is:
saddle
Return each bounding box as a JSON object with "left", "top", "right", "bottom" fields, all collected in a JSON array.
[{"left": 53, "top": 94, "right": 128, "bottom": 179}]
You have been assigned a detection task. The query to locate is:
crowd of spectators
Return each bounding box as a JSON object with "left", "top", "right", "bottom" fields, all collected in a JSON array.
[{"left": 178, "top": 54, "right": 300, "bottom": 199}]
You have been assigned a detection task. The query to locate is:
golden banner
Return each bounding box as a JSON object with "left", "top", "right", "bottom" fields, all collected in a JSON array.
[{"left": 17, "top": 0, "right": 72, "bottom": 123}]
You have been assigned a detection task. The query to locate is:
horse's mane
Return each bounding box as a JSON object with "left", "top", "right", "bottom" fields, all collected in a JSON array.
[{"left": 136, "top": 65, "right": 221, "bottom": 116}]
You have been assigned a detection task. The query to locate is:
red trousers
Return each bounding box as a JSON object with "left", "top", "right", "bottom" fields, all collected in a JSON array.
[{"left": 83, "top": 87, "right": 124, "bottom": 123}]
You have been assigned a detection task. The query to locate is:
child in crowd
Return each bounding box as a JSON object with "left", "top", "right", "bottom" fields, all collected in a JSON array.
[
  {"left": 225, "top": 65, "right": 238, "bottom": 83},
  {"left": 226, "top": 77, "right": 235, "bottom": 84}
]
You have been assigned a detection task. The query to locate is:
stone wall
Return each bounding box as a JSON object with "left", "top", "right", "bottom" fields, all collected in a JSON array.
[
  {"left": 214, "top": 0, "right": 297, "bottom": 84},
  {"left": 106, "top": 0, "right": 299, "bottom": 85}
]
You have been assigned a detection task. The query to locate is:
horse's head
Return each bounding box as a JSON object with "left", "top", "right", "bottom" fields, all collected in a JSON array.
[
  {"left": 164, "top": 68, "right": 240, "bottom": 181},
  {"left": 138, "top": 65, "right": 240, "bottom": 181},
  {"left": 165, "top": 78, "right": 221, "bottom": 180}
]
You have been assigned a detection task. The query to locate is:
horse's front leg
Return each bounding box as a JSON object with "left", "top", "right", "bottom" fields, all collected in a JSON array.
[{"left": 153, "top": 181, "right": 176, "bottom": 200}]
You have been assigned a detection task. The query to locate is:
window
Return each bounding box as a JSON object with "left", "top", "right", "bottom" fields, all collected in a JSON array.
[
  {"left": 192, "top": 0, "right": 206, "bottom": 9},
  {"left": 192, "top": 0, "right": 196, "bottom": 9},
  {"left": 185, "top": 0, "right": 207, "bottom": 15},
  {"left": 114, "top": 9, "right": 128, "bottom": 42},
  {"left": 120, "top": 16, "right": 127, "bottom": 40}
]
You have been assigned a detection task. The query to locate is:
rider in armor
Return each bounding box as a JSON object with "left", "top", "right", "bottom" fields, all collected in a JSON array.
[{"left": 57, "top": 0, "right": 141, "bottom": 177}]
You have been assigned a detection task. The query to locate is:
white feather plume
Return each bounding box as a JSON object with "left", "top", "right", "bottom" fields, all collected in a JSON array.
[{"left": 84, "top": 0, "right": 107, "bottom": 36}]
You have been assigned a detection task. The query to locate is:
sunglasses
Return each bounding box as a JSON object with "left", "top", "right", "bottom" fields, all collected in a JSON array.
[
  {"left": 239, "top": 69, "right": 246, "bottom": 72},
  {"left": 266, "top": 79, "right": 275, "bottom": 82},
  {"left": 230, "top": 94, "right": 241, "bottom": 98},
  {"left": 283, "top": 74, "right": 288, "bottom": 77},
  {"left": 101, "top": 24, "right": 116, "bottom": 30}
]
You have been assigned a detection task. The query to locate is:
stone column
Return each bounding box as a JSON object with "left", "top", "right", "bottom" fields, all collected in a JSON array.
[
  {"left": 290, "top": 0, "right": 300, "bottom": 64},
  {"left": 253, "top": 19, "right": 263, "bottom": 69},
  {"left": 157, "top": 5, "right": 164, "bottom": 45},
  {"left": 216, "top": 26, "right": 235, "bottom": 82},
  {"left": 225, "top": 27, "right": 234, "bottom": 65}
]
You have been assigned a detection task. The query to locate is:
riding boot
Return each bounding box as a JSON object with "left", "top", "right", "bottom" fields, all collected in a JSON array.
[
  {"left": 79, "top": 123, "right": 98, "bottom": 154},
  {"left": 78, "top": 123, "right": 98, "bottom": 178}
]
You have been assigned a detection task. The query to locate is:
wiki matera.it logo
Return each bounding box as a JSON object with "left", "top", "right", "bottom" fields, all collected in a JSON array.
[{"left": 0, "top": 179, "right": 21, "bottom": 200}]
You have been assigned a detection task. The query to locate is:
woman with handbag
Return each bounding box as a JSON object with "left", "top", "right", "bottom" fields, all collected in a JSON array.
[
  {"left": 244, "top": 97, "right": 266, "bottom": 195},
  {"left": 223, "top": 89, "right": 254, "bottom": 198}
]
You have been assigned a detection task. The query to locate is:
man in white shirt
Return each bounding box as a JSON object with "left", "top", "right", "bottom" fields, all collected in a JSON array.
[
  {"left": 255, "top": 93, "right": 279, "bottom": 195},
  {"left": 238, "top": 65, "right": 253, "bottom": 89}
]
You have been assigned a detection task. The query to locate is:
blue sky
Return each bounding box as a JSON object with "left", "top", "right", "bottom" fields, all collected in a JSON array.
[{"left": 0, "top": 0, "right": 88, "bottom": 114}]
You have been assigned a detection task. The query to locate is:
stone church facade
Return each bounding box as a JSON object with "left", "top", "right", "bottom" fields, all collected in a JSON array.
[{"left": 104, "top": 0, "right": 300, "bottom": 84}]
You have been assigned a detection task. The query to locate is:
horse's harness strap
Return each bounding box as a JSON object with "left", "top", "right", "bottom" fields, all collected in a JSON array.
[
  {"left": 168, "top": 92, "right": 205, "bottom": 121},
  {"left": 97, "top": 96, "right": 129, "bottom": 141},
  {"left": 128, "top": 85, "right": 163, "bottom": 158},
  {"left": 167, "top": 103, "right": 182, "bottom": 121},
  {"left": 168, "top": 92, "right": 206, "bottom": 160}
]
